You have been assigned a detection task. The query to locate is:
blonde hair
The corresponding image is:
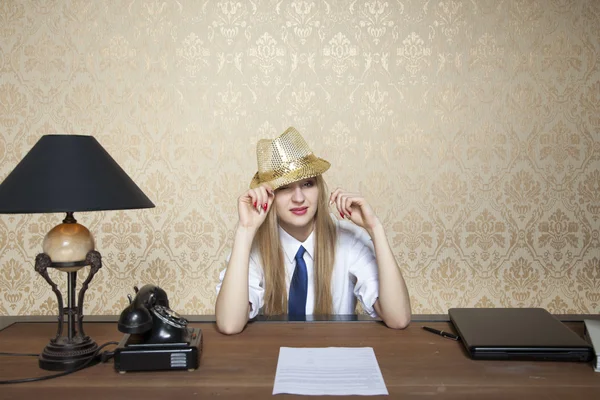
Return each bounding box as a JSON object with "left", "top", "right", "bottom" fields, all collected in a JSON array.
[{"left": 256, "top": 175, "right": 337, "bottom": 315}]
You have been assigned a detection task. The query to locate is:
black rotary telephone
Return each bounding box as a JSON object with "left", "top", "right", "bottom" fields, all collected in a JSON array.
[{"left": 114, "top": 285, "right": 202, "bottom": 373}]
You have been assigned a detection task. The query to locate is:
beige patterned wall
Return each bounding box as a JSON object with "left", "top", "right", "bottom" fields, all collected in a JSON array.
[{"left": 0, "top": 0, "right": 598, "bottom": 316}]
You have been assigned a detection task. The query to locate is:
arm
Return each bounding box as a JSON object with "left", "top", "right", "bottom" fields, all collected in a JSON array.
[
  {"left": 215, "top": 185, "right": 274, "bottom": 335},
  {"left": 369, "top": 223, "right": 411, "bottom": 329},
  {"left": 330, "top": 189, "right": 411, "bottom": 330}
]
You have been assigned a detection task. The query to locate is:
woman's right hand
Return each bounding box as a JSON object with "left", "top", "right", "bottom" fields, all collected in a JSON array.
[{"left": 237, "top": 184, "right": 275, "bottom": 230}]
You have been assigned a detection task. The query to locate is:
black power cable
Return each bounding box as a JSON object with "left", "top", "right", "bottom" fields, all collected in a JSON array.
[{"left": 0, "top": 341, "right": 119, "bottom": 384}]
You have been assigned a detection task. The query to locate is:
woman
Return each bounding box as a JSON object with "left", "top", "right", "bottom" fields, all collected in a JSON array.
[{"left": 215, "top": 127, "right": 411, "bottom": 334}]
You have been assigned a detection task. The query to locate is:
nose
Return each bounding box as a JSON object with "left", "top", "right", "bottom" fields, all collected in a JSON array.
[{"left": 291, "top": 186, "right": 305, "bottom": 203}]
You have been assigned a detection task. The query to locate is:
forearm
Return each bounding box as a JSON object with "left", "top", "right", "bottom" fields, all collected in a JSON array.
[
  {"left": 368, "top": 224, "right": 411, "bottom": 329},
  {"left": 215, "top": 226, "right": 256, "bottom": 334}
]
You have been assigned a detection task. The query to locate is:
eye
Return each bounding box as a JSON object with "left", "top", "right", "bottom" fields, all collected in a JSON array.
[
  {"left": 303, "top": 180, "right": 315, "bottom": 187},
  {"left": 277, "top": 185, "right": 290, "bottom": 191}
]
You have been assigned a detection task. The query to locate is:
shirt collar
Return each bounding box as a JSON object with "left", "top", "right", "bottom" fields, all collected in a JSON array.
[{"left": 278, "top": 225, "right": 315, "bottom": 263}]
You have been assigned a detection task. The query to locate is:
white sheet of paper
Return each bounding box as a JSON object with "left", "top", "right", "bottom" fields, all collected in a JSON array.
[{"left": 272, "top": 347, "right": 388, "bottom": 396}]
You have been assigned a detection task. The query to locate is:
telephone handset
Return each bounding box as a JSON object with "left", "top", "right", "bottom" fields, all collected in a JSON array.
[
  {"left": 117, "top": 284, "right": 188, "bottom": 342},
  {"left": 114, "top": 284, "right": 202, "bottom": 373}
]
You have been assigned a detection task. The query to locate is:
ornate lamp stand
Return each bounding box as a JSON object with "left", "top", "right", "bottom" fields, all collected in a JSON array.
[{"left": 34, "top": 249, "right": 102, "bottom": 371}]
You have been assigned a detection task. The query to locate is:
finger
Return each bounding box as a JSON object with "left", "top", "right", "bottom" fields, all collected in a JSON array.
[
  {"left": 330, "top": 188, "right": 344, "bottom": 205},
  {"left": 343, "top": 196, "right": 352, "bottom": 217},
  {"left": 337, "top": 192, "right": 362, "bottom": 218},
  {"left": 259, "top": 185, "right": 274, "bottom": 213},
  {"left": 254, "top": 186, "right": 268, "bottom": 214},
  {"left": 243, "top": 189, "right": 253, "bottom": 212},
  {"left": 265, "top": 187, "right": 275, "bottom": 212},
  {"left": 247, "top": 189, "right": 260, "bottom": 212},
  {"left": 336, "top": 193, "right": 346, "bottom": 218},
  {"left": 344, "top": 195, "right": 361, "bottom": 217},
  {"left": 341, "top": 195, "right": 354, "bottom": 217},
  {"left": 241, "top": 191, "right": 259, "bottom": 216},
  {"left": 260, "top": 183, "right": 275, "bottom": 197},
  {"left": 256, "top": 187, "right": 268, "bottom": 213}
]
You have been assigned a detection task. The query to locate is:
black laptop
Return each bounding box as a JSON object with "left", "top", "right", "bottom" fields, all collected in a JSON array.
[{"left": 448, "top": 308, "right": 593, "bottom": 361}]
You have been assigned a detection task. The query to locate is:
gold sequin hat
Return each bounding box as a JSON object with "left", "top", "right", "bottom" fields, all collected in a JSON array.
[{"left": 250, "top": 127, "right": 330, "bottom": 190}]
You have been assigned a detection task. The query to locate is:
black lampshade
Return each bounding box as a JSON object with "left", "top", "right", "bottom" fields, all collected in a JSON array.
[{"left": 0, "top": 134, "right": 155, "bottom": 213}]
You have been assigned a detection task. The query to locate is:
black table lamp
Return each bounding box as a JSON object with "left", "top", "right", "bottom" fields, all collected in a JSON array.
[{"left": 0, "top": 134, "right": 154, "bottom": 371}]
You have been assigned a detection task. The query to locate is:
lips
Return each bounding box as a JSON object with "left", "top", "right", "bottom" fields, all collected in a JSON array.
[{"left": 290, "top": 207, "right": 308, "bottom": 216}]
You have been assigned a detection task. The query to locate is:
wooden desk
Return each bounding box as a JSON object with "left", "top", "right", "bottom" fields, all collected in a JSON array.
[{"left": 0, "top": 321, "right": 599, "bottom": 399}]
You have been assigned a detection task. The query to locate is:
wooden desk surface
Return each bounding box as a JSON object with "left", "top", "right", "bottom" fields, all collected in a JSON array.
[{"left": 1, "top": 321, "right": 599, "bottom": 399}]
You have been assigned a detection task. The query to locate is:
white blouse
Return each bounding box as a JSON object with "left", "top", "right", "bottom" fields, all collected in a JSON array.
[{"left": 217, "top": 216, "right": 380, "bottom": 318}]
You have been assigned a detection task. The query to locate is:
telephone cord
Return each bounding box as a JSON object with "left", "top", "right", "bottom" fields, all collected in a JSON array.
[{"left": 0, "top": 341, "right": 119, "bottom": 385}]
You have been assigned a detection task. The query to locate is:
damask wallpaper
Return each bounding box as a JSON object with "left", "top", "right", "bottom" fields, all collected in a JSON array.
[{"left": 0, "top": 0, "right": 598, "bottom": 316}]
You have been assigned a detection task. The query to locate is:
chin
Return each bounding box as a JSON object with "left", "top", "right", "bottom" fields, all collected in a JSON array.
[{"left": 287, "top": 215, "right": 312, "bottom": 227}]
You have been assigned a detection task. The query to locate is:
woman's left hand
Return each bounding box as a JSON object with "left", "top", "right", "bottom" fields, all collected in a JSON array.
[{"left": 329, "top": 188, "right": 382, "bottom": 232}]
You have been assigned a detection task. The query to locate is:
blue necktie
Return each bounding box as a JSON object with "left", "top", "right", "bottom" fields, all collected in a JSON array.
[{"left": 288, "top": 246, "right": 307, "bottom": 317}]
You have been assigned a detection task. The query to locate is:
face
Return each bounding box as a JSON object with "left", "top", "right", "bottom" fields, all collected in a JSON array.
[{"left": 274, "top": 177, "right": 319, "bottom": 241}]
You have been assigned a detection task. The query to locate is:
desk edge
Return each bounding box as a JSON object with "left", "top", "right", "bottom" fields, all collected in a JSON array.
[{"left": 2, "top": 314, "right": 598, "bottom": 332}]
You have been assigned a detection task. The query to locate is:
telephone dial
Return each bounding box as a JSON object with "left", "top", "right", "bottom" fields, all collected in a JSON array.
[{"left": 114, "top": 284, "right": 202, "bottom": 373}]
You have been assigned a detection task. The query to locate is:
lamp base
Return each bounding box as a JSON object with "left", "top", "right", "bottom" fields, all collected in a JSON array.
[
  {"left": 34, "top": 247, "right": 103, "bottom": 372},
  {"left": 39, "top": 335, "right": 99, "bottom": 371}
]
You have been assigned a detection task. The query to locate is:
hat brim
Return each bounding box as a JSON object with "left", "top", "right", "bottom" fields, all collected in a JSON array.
[{"left": 249, "top": 158, "right": 330, "bottom": 190}]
